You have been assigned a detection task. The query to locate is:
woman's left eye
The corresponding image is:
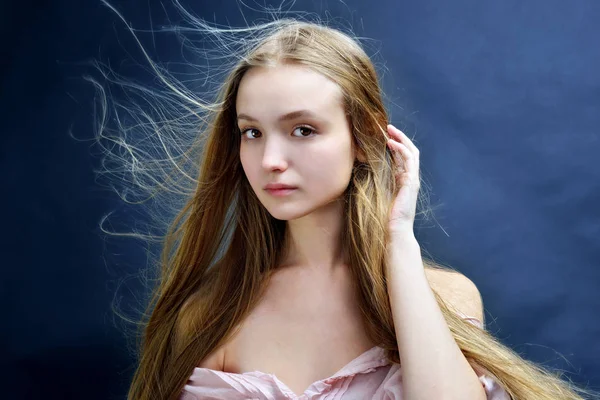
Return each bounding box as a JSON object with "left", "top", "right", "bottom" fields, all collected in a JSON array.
[{"left": 292, "top": 125, "right": 316, "bottom": 137}]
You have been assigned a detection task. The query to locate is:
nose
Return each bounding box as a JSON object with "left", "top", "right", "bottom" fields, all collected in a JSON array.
[{"left": 261, "top": 135, "right": 289, "bottom": 172}]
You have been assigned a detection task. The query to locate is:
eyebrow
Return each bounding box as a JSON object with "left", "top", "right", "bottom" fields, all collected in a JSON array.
[{"left": 236, "top": 109, "right": 321, "bottom": 123}]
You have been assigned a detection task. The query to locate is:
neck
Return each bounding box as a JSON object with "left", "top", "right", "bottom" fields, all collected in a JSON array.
[{"left": 280, "top": 198, "right": 348, "bottom": 271}]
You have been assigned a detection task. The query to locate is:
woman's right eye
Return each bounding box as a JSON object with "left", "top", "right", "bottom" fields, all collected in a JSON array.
[{"left": 240, "top": 128, "right": 261, "bottom": 139}]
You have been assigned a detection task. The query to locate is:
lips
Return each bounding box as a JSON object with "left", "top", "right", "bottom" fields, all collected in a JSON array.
[
  {"left": 265, "top": 187, "right": 297, "bottom": 196},
  {"left": 264, "top": 183, "right": 297, "bottom": 190}
]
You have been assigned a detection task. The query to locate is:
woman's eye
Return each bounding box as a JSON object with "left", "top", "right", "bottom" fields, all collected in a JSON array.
[
  {"left": 240, "top": 128, "right": 261, "bottom": 139},
  {"left": 240, "top": 126, "right": 316, "bottom": 140},
  {"left": 292, "top": 126, "right": 316, "bottom": 137}
]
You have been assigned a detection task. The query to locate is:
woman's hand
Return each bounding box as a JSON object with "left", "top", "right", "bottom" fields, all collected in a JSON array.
[{"left": 386, "top": 124, "right": 421, "bottom": 239}]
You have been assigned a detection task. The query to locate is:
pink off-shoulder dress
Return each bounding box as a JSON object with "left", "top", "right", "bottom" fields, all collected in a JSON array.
[{"left": 181, "top": 316, "right": 511, "bottom": 400}]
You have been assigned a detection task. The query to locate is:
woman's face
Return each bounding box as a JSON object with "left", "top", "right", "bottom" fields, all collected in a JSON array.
[{"left": 236, "top": 63, "right": 359, "bottom": 221}]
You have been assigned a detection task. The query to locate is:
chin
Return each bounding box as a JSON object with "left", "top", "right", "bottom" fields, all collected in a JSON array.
[
  {"left": 266, "top": 209, "right": 307, "bottom": 221},
  {"left": 263, "top": 203, "right": 313, "bottom": 221}
]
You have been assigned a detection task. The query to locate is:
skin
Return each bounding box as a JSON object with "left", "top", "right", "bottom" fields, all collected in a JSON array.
[
  {"left": 237, "top": 62, "right": 364, "bottom": 272},
  {"left": 232, "top": 63, "right": 486, "bottom": 399},
  {"left": 232, "top": 63, "right": 375, "bottom": 395}
]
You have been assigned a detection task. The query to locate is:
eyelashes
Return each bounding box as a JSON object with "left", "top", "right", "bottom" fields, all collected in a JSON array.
[{"left": 239, "top": 125, "right": 317, "bottom": 140}]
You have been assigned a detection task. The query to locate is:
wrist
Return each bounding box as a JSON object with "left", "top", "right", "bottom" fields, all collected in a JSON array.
[
  {"left": 386, "top": 233, "right": 420, "bottom": 257},
  {"left": 388, "top": 230, "right": 418, "bottom": 246}
]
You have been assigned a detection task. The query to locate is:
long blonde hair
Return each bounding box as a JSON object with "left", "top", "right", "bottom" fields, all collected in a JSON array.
[{"left": 89, "top": 2, "right": 597, "bottom": 399}]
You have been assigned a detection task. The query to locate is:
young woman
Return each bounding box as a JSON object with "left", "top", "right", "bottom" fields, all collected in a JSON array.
[{"left": 94, "top": 4, "right": 597, "bottom": 399}]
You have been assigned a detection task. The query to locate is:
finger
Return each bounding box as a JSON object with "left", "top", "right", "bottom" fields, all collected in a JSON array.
[
  {"left": 393, "top": 128, "right": 419, "bottom": 156},
  {"left": 387, "top": 127, "right": 420, "bottom": 176},
  {"left": 388, "top": 139, "right": 421, "bottom": 182},
  {"left": 387, "top": 139, "right": 414, "bottom": 174},
  {"left": 387, "top": 125, "right": 419, "bottom": 155}
]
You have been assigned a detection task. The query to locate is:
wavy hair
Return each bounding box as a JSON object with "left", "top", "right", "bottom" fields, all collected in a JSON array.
[{"left": 87, "top": 2, "right": 598, "bottom": 399}]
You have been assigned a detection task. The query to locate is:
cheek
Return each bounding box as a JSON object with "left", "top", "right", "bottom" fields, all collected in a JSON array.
[{"left": 306, "top": 144, "right": 354, "bottom": 186}]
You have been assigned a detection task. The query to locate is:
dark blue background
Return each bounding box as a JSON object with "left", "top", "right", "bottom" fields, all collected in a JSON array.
[{"left": 2, "top": 0, "right": 598, "bottom": 398}]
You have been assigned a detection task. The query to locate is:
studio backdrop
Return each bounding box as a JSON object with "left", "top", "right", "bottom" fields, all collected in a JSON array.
[{"left": 2, "top": 0, "right": 598, "bottom": 398}]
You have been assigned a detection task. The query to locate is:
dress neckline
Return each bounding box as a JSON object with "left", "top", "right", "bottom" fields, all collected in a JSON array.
[{"left": 189, "top": 345, "right": 390, "bottom": 397}]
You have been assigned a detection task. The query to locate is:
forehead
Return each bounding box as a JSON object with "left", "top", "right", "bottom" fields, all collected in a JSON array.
[{"left": 235, "top": 64, "right": 344, "bottom": 120}]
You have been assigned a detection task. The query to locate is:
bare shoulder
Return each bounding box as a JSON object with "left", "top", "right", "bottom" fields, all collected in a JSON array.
[{"left": 424, "top": 266, "right": 484, "bottom": 324}]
